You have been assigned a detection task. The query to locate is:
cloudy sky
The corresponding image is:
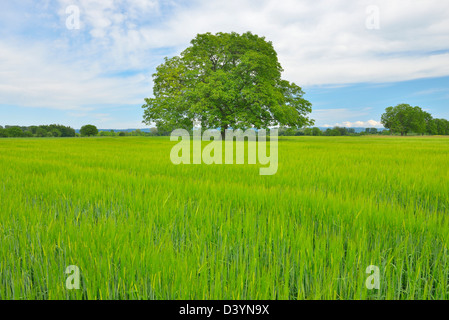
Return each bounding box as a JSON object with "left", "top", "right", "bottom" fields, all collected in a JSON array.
[{"left": 1, "top": 0, "right": 448, "bottom": 129}]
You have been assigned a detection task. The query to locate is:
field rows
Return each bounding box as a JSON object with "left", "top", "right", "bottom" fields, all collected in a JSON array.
[{"left": 0, "top": 136, "right": 448, "bottom": 299}]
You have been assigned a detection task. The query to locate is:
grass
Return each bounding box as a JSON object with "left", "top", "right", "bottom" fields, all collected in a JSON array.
[{"left": 0, "top": 136, "right": 448, "bottom": 300}]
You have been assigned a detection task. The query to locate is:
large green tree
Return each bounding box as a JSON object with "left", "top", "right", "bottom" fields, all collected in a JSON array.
[
  {"left": 142, "top": 32, "right": 313, "bottom": 137},
  {"left": 381, "top": 104, "right": 428, "bottom": 136}
]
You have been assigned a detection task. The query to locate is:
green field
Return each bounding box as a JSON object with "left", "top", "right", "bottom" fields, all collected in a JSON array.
[{"left": 0, "top": 136, "right": 448, "bottom": 300}]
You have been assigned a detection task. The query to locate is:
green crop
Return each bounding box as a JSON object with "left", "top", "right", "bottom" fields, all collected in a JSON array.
[{"left": 0, "top": 136, "right": 448, "bottom": 300}]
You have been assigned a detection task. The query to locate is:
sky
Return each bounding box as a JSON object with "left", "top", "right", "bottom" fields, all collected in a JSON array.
[{"left": 0, "top": 0, "right": 448, "bottom": 129}]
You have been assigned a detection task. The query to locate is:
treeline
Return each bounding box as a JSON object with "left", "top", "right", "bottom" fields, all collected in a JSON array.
[
  {"left": 98, "top": 128, "right": 163, "bottom": 137},
  {"left": 278, "top": 127, "right": 387, "bottom": 136},
  {"left": 0, "top": 125, "right": 76, "bottom": 138},
  {"left": 0, "top": 124, "right": 170, "bottom": 138},
  {"left": 429, "top": 118, "right": 449, "bottom": 135},
  {"left": 381, "top": 104, "right": 449, "bottom": 136}
]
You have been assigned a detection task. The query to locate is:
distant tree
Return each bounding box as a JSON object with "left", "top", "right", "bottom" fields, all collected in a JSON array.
[
  {"left": 51, "top": 129, "right": 62, "bottom": 137},
  {"left": 80, "top": 125, "right": 98, "bottom": 137},
  {"left": 35, "top": 127, "right": 47, "bottom": 137},
  {"left": 118, "top": 132, "right": 126, "bottom": 137},
  {"left": 381, "top": 104, "right": 427, "bottom": 136},
  {"left": 99, "top": 130, "right": 117, "bottom": 137},
  {"left": 312, "top": 127, "right": 322, "bottom": 136},
  {"left": 284, "top": 128, "right": 297, "bottom": 136},
  {"left": 324, "top": 128, "right": 341, "bottom": 136},
  {"left": 410, "top": 108, "right": 428, "bottom": 135},
  {"left": 434, "top": 118, "right": 449, "bottom": 135},
  {"left": 278, "top": 127, "right": 288, "bottom": 136},
  {"left": 364, "top": 128, "right": 378, "bottom": 134},
  {"left": 443, "top": 119, "right": 449, "bottom": 135},
  {"left": 55, "top": 125, "right": 76, "bottom": 137},
  {"left": 332, "top": 128, "right": 342, "bottom": 136},
  {"left": 25, "top": 125, "right": 76, "bottom": 137},
  {"left": 426, "top": 115, "right": 438, "bottom": 135},
  {"left": 304, "top": 128, "right": 313, "bottom": 136},
  {"left": 335, "top": 127, "right": 347, "bottom": 136},
  {"left": 6, "top": 127, "right": 23, "bottom": 137},
  {"left": 276, "top": 126, "right": 299, "bottom": 136},
  {"left": 150, "top": 127, "right": 158, "bottom": 136},
  {"left": 29, "top": 126, "right": 38, "bottom": 135}
]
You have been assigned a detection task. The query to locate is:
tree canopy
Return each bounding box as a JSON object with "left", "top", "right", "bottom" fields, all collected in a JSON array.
[
  {"left": 381, "top": 104, "right": 429, "bottom": 136},
  {"left": 381, "top": 103, "right": 449, "bottom": 136},
  {"left": 0, "top": 124, "right": 76, "bottom": 138},
  {"left": 142, "top": 32, "right": 313, "bottom": 137},
  {"left": 80, "top": 125, "right": 98, "bottom": 137}
]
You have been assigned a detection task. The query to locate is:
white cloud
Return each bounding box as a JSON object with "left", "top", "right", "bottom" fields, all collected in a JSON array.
[
  {"left": 413, "top": 88, "right": 449, "bottom": 96},
  {"left": 1, "top": 0, "right": 449, "bottom": 127},
  {"left": 311, "top": 108, "right": 384, "bottom": 127},
  {"left": 50, "top": 0, "right": 449, "bottom": 86},
  {"left": 323, "top": 120, "right": 383, "bottom": 128},
  {"left": 135, "top": 0, "right": 449, "bottom": 85},
  {"left": 0, "top": 41, "right": 151, "bottom": 110},
  {"left": 312, "top": 108, "right": 372, "bottom": 124}
]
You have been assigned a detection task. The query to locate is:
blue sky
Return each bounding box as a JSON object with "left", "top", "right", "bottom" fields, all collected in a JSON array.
[{"left": 1, "top": 0, "right": 448, "bottom": 129}]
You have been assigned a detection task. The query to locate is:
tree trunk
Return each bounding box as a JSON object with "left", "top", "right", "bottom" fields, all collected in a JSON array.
[{"left": 221, "top": 124, "right": 228, "bottom": 140}]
